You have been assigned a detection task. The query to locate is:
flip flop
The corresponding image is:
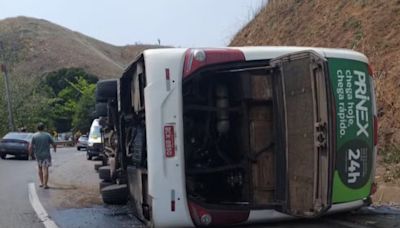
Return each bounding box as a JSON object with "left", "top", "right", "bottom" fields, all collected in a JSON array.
[
  {"left": 39, "top": 184, "right": 44, "bottom": 188},
  {"left": 44, "top": 186, "right": 49, "bottom": 189}
]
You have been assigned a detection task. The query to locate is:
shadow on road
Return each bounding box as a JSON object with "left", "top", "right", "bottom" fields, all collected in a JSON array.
[{"left": 45, "top": 185, "right": 78, "bottom": 191}]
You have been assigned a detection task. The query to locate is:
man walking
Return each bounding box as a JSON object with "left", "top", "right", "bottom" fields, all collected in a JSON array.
[{"left": 29, "top": 123, "right": 57, "bottom": 189}]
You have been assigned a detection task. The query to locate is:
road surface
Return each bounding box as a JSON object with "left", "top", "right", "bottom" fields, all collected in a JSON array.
[
  {"left": 1, "top": 147, "right": 399, "bottom": 228},
  {"left": 0, "top": 147, "right": 142, "bottom": 228},
  {"left": 0, "top": 155, "right": 43, "bottom": 228}
]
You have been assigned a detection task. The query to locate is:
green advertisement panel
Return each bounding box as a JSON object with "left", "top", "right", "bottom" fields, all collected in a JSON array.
[{"left": 328, "top": 58, "right": 373, "bottom": 203}]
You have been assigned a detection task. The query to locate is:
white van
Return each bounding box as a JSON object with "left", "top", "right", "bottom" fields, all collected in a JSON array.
[
  {"left": 87, "top": 118, "right": 102, "bottom": 160},
  {"left": 97, "top": 47, "right": 377, "bottom": 227}
]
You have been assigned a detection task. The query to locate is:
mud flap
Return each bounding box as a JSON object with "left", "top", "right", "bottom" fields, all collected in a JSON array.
[{"left": 271, "top": 51, "right": 332, "bottom": 217}]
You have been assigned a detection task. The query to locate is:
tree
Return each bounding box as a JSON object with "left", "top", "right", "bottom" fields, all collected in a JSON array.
[
  {"left": 72, "top": 79, "right": 96, "bottom": 133},
  {"left": 0, "top": 67, "right": 98, "bottom": 136},
  {"left": 10, "top": 75, "right": 52, "bottom": 131},
  {"left": 0, "top": 67, "right": 52, "bottom": 134},
  {"left": 42, "top": 68, "right": 97, "bottom": 95},
  {"left": 0, "top": 75, "right": 9, "bottom": 135},
  {"left": 42, "top": 68, "right": 98, "bottom": 133}
]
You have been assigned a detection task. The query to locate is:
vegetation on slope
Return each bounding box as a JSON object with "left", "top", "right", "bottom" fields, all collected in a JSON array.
[
  {"left": 0, "top": 67, "right": 98, "bottom": 135},
  {"left": 0, "top": 16, "right": 163, "bottom": 136}
]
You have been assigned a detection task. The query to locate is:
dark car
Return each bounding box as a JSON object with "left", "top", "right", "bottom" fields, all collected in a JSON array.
[
  {"left": 0, "top": 132, "right": 33, "bottom": 160},
  {"left": 76, "top": 135, "right": 88, "bottom": 151}
]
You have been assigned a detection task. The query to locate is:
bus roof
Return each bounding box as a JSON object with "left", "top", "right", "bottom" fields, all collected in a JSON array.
[{"left": 142, "top": 46, "right": 368, "bottom": 63}]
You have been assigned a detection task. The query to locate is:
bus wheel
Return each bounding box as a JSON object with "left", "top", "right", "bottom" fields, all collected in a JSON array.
[
  {"left": 99, "top": 166, "right": 112, "bottom": 181},
  {"left": 101, "top": 184, "right": 128, "bottom": 205},
  {"left": 99, "top": 180, "right": 113, "bottom": 190},
  {"left": 94, "top": 163, "right": 104, "bottom": 171}
]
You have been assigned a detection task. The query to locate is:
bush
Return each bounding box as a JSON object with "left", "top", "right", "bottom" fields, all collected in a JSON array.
[{"left": 380, "top": 145, "right": 400, "bottom": 164}]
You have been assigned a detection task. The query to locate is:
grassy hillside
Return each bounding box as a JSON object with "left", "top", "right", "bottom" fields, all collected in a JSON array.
[
  {"left": 0, "top": 16, "right": 165, "bottom": 137},
  {"left": 231, "top": 0, "right": 400, "bottom": 187},
  {"left": 0, "top": 16, "right": 161, "bottom": 79}
]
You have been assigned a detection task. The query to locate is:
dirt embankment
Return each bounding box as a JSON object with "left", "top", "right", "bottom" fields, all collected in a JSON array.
[
  {"left": 230, "top": 0, "right": 400, "bottom": 203},
  {"left": 48, "top": 148, "right": 102, "bottom": 209}
]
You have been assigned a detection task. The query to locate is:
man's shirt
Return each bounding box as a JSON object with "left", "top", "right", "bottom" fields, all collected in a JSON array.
[{"left": 32, "top": 132, "right": 54, "bottom": 160}]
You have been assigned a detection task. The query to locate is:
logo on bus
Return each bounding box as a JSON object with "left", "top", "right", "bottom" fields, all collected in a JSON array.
[
  {"left": 354, "top": 70, "right": 370, "bottom": 138},
  {"left": 337, "top": 140, "right": 371, "bottom": 189}
]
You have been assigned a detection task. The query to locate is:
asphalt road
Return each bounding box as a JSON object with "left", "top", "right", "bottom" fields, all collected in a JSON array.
[
  {"left": 0, "top": 147, "right": 142, "bottom": 228},
  {"left": 0, "top": 155, "right": 43, "bottom": 228},
  {"left": 1, "top": 147, "right": 400, "bottom": 228}
]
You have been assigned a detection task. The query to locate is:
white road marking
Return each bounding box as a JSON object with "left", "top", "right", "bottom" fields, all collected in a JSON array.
[{"left": 28, "top": 182, "right": 59, "bottom": 228}]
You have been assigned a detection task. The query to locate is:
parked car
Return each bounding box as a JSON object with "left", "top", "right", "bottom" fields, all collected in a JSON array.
[
  {"left": 87, "top": 119, "right": 103, "bottom": 160},
  {"left": 76, "top": 135, "right": 88, "bottom": 151},
  {"left": 0, "top": 132, "right": 34, "bottom": 160}
]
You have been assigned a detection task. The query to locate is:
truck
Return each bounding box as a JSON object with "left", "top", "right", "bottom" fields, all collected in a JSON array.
[{"left": 94, "top": 46, "right": 377, "bottom": 227}]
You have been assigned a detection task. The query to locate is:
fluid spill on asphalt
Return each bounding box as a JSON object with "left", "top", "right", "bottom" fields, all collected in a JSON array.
[
  {"left": 327, "top": 206, "right": 400, "bottom": 228},
  {"left": 50, "top": 205, "right": 145, "bottom": 228},
  {"left": 359, "top": 205, "right": 400, "bottom": 215}
]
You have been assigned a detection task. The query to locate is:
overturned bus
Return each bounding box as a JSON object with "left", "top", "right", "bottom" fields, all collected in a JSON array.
[{"left": 94, "top": 46, "right": 377, "bottom": 227}]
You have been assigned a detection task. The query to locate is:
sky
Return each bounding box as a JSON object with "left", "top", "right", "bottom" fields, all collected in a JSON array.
[{"left": 0, "top": 0, "right": 267, "bottom": 47}]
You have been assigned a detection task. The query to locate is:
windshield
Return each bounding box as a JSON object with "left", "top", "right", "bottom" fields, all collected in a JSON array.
[
  {"left": 89, "top": 126, "right": 101, "bottom": 138},
  {"left": 3, "top": 132, "right": 33, "bottom": 140}
]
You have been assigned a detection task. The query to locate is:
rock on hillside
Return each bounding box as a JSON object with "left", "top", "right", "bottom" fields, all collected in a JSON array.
[
  {"left": 0, "top": 16, "right": 161, "bottom": 79},
  {"left": 230, "top": 0, "right": 400, "bottom": 148}
]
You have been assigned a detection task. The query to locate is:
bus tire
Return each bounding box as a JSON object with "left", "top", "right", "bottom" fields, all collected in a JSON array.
[
  {"left": 94, "top": 163, "right": 103, "bottom": 171},
  {"left": 96, "top": 79, "right": 117, "bottom": 102},
  {"left": 99, "top": 181, "right": 113, "bottom": 190},
  {"left": 99, "top": 166, "right": 111, "bottom": 181},
  {"left": 95, "top": 102, "right": 107, "bottom": 117},
  {"left": 101, "top": 184, "right": 128, "bottom": 205}
]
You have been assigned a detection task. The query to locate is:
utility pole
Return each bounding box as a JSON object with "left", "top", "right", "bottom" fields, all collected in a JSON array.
[
  {"left": 1, "top": 64, "right": 15, "bottom": 131},
  {"left": 0, "top": 41, "right": 15, "bottom": 131}
]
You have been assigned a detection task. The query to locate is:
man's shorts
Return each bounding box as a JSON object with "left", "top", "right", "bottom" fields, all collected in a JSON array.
[{"left": 37, "top": 158, "right": 52, "bottom": 168}]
